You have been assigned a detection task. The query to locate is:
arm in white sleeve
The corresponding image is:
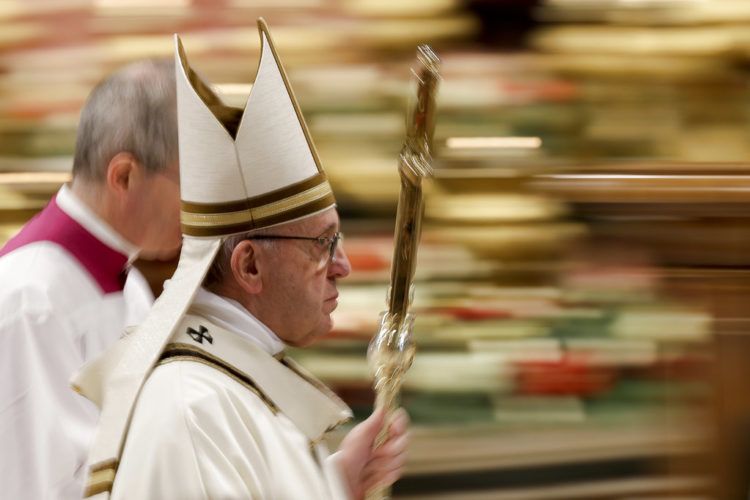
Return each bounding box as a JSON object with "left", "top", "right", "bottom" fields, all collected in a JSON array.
[{"left": 0, "top": 299, "right": 94, "bottom": 500}]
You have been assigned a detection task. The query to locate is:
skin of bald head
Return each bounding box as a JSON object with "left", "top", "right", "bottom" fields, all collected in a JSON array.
[
  {"left": 70, "top": 59, "right": 182, "bottom": 260},
  {"left": 206, "top": 207, "right": 352, "bottom": 347}
]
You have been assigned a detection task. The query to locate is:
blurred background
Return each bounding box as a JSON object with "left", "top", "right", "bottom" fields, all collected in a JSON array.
[{"left": 2, "top": 0, "right": 750, "bottom": 498}]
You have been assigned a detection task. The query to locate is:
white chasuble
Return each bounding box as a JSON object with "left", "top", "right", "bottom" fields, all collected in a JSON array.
[{"left": 109, "top": 292, "right": 353, "bottom": 500}]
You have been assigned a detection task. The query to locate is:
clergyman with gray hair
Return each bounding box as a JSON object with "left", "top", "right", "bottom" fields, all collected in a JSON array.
[{"left": 0, "top": 59, "right": 182, "bottom": 499}]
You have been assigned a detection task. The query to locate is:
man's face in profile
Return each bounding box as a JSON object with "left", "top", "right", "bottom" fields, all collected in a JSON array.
[{"left": 253, "top": 207, "right": 351, "bottom": 347}]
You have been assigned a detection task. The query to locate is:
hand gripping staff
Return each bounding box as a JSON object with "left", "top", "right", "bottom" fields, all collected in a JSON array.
[{"left": 366, "top": 45, "right": 440, "bottom": 500}]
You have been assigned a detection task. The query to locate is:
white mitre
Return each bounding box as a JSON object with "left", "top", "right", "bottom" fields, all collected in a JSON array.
[
  {"left": 72, "top": 18, "right": 335, "bottom": 498},
  {"left": 177, "top": 21, "right": 334, "bottom": 235}
]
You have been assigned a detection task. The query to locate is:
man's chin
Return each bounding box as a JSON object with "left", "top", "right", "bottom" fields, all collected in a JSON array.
[{"left": 297, "top": 321, "right": 334, "bottom": 348}]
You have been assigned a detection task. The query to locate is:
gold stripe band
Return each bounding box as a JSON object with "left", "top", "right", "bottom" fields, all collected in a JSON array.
[
  {"left": 84, "top": 459, "right": 118, "bottom": 497},
  {"left": 181, "top": 193, "right": 335, "bottom": 237},
  {"left": 181, "top": 173, "right": 329, "bottom": 214},
  {"left": 181, "top": 180, "right": 333, "bottom": 228}
]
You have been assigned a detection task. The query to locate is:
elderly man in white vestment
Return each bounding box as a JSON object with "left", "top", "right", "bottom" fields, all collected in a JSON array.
[
  {"left": 75, "top": 19, "right": 408, "bottom": 500},
  {"left": 0, "top": 60, "right": 181, "bottom": 499}
]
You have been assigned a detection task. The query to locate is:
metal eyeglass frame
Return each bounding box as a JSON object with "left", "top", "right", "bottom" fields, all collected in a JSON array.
[{"left": 244, "top": 231, "right": 343, "bottom": 264}]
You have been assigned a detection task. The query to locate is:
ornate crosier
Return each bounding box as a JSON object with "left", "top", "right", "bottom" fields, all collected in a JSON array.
[{"left": 366, "top": 45, "right": 440, "bottom": 500}]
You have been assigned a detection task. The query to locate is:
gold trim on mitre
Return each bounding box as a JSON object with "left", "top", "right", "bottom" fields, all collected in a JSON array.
[{"left": 180, "top": 173, "right": 335, "bottom": 236}]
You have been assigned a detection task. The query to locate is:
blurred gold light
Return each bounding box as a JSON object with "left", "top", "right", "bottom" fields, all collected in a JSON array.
[
  {"left": 446, "top": 136, "right": 542, "bottom": 149},
  {"left": 0, "top": 172, "right": 71, "bottom": 185}
]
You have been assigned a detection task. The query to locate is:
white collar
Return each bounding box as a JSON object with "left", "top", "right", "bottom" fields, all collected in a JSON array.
[
  {"left": 189, "top": 287, "right": 286, "bottom": 356},
  {"left": 57, "top": 184, "right": 140, "bottom": 262}
]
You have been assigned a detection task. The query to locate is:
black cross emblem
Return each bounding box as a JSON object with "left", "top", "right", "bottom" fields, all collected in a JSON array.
[{"left": 186, "top": 325, "right": 213, "bottom": 345}]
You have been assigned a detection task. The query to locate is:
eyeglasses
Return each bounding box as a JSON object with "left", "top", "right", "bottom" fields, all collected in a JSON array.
[{"left": 245, "top": 231, "right": 343, "bottom": 265}]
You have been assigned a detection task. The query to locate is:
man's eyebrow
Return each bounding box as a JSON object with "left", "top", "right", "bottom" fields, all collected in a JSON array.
[{"left": 317, "top": 223, "right": 338, "bottom": 236}]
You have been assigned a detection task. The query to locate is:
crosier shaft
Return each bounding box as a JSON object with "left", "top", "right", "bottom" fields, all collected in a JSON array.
[{"left": 366, "top": 45, "right": 440, "bottom": 500}]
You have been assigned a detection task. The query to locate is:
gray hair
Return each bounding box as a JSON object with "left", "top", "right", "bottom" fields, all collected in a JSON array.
[
  {"left": 72, "top": 58, "right": 177, "bottom": 181},
  {"left": 203, "top": 229, "right": 278, "bottom": 292}
]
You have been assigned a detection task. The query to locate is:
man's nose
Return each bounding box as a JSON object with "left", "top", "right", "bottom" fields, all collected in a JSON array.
[{"left": 330, "top": 243, "right": 351, "bottom": 278}]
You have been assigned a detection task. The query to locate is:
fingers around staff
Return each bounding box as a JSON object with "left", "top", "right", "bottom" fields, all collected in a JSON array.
[
  {"left": 372, "top": 432, "right": 409, "bottom": 461},
  {"left": 363, "top": 409, "right": 410, "bottom": 493},
  {"left": 363, "top": 468, "right": 403, "bottom": 493},
  {"left": 365, "top": 448, "right": 408, "bottom": 476},
  {"left": 387, "top": 408, "right": 410, "bottom": 437}
]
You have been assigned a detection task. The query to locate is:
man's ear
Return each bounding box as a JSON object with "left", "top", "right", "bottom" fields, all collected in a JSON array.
[
  {"left": 105, "top": 152, "right": 139, "bottom": 196},
  {"left": 231, "top": 240, "right": 263, "bottom": 295}
]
